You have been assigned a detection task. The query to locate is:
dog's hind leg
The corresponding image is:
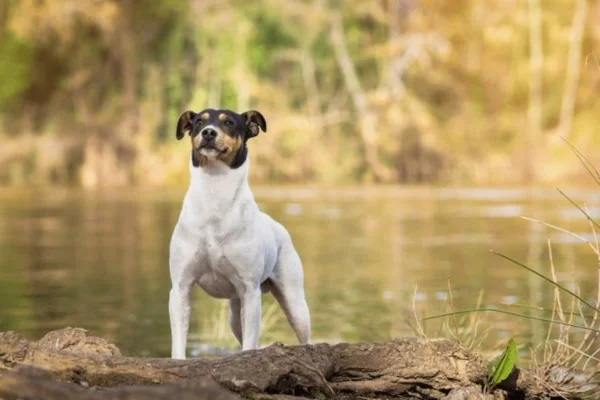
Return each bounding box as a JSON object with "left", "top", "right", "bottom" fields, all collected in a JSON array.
[
  {"left": 228, "top": 298, "right": 243, "bottom": 346},
  {"left": 271, "top": 245, "right": 311, "bottom": 345},
  {"left": 169, "top": 284, "right": 192, "bottom": 359}
]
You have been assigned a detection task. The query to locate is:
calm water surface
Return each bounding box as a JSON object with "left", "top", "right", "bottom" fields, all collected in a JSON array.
[{"left": 1, "top": 185, "right": 599, "bottom": 358}]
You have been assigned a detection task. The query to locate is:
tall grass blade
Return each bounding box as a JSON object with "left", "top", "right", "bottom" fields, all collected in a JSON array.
[
  {"left": 502, "top": 302, "right": 593, "bottom": 318},
  {"left": 422, "top": 308, "right": 600, "bottom": 333},
  {"left": 492, "top": 250, "right": 600, "bottom": 313},
  {"left": 562, "top": 138, "right": 600, "bottom": 186},
  {"left": 556, "top": 189, "right": 600, "bottom": 232}
]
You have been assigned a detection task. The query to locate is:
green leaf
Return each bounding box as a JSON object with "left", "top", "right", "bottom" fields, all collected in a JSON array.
[{"left": 487, "top": 338, "right": 518, "bottom": 387}]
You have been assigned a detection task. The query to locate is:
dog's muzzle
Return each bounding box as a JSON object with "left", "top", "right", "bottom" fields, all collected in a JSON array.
[{"left": 195, "top": 127, "right": 227, "bottom": 157}]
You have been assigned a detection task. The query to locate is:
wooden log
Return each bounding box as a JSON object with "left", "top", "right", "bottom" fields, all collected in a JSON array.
[{"left": 0, "top": 327, "right": 542, "bottom": 399}]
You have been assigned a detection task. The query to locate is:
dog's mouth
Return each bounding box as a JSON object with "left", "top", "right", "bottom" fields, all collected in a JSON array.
[{"left": 198, "top": 144, "right": 229, "bottom": 158}]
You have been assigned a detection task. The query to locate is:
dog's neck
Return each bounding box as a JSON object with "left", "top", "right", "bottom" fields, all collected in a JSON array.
[{"left": 187, "top": 157, "right": 252, "bottom": 211}]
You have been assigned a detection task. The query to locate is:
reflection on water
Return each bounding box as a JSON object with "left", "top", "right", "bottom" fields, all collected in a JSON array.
[{"left": 0, "top": 185, "right": 599, "bottom": 358}]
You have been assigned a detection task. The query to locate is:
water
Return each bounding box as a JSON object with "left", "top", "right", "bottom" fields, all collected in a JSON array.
[{"left": 1, "top": 185, "right": 599, "bottom": 358}]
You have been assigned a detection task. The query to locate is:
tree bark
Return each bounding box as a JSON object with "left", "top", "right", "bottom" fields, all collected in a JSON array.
[{"left": 0, "top": 366, "right": 239, "bottom": 400}]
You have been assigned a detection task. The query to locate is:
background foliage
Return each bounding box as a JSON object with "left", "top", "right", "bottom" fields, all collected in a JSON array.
[{"left": 0, "top": 0, "right": 598, "bottom": 187}]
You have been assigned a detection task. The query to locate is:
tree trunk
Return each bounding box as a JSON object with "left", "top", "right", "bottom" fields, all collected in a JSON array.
[
  {"left": 0, "top": 0, "right": 10, "bottom": 43},
  {"left": 557, "top": 0, "right": 588, "bottom": 140},
  {"left": 525, "top": 0, "right": 543, "bottom": 183},
  {"left": 329, "top": 12, "right": 390, "bottom": 182},
  {"left": 119, "top": 0, "right": 138, "bottom": 136}
]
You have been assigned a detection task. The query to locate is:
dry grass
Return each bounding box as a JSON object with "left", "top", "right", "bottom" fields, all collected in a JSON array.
[
  {"left": 524, "top": 221, "right": 600, "bottom": 399},
  {"left": 414, "top": 140, "right": 600, "bottom": 398}
]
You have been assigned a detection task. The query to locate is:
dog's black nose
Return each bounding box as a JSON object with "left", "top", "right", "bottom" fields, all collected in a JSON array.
[{"left": 201, "top": 128, "right": 217, "bottom": 140}]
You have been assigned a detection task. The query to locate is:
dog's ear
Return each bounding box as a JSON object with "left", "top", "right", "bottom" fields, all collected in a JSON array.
[
  {"left": 241, "top": 110, "right": 267, "bottom": 139},
  {"left": 176, "top": 111, "right": 196, "bottom": 140}
]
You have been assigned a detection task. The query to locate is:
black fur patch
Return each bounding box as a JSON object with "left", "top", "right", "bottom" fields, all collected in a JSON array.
[
  {"left": 191, "top": 149, "right": 200, "bottom": 167},
  {"left": 230, "top": 143, "right": 248, "bottom": 169}
]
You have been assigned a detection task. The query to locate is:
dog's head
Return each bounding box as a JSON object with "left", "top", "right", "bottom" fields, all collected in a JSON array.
[{"left": 175, "top": 108, "right": 267, "bottom": 168}]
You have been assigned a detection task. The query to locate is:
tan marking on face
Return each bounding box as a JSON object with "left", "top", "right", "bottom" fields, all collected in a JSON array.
[
  {"left": 192, "top": 135, "right": 202, "bottom": 149},
  {"left": 218, "top": 113, "right": 228, "bottom": 122},
  {"left": 197, "top": 152, "right": 209, "bottom": 167},
  {"left": 201, "top": 112, "right": 210, "bottom": 120},
  {"left": 217, "top": 135, "right": 243, "bottom": 166}
]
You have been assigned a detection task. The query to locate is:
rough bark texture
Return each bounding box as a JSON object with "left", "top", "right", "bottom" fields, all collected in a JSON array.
[
  {"left": 0, "top": 366, "right": 239, "bottom": 400},
  {"left": 0, "top": 327, "right": 545, "bottom": 399}
]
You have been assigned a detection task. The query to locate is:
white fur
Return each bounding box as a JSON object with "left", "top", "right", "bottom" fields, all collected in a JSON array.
[{"left": 169, "top": 156, "right": 311, "bottom": 359}]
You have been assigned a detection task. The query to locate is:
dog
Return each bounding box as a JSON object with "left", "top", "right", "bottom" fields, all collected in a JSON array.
[{"left": 168, "top": 108, "right": 311, "bottom": 359}]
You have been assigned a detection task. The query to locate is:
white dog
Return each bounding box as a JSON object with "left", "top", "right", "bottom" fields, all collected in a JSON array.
[{"left": 168, "top": 108, "right": 311, "bottom": 359}]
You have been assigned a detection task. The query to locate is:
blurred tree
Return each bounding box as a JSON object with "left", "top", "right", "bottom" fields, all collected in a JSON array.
[
  {"left": 556, "top": 0, "right": 588, "bottom": 140},
  {"left": 525, "top": 0, "right": 543, "bottom": 183},
  {"left": 0, "top": 0, "right": 598, "bottom": 186}
]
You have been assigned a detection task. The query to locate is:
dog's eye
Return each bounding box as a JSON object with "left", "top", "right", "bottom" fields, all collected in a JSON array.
[{"left": 224, "top": 120, "right": 234, "bottom": 127}]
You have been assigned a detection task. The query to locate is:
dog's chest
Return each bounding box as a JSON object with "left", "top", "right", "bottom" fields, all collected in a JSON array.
[
  {"left": 201, "top": 219, "right": 237, "bottom": 266},
  {"left": 184, "top": 200, "right": 258, "bottom": 298}
]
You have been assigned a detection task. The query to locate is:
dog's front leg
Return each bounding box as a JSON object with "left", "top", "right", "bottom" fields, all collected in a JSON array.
[
  {"left": 169, "top": 285, "right": 192, "bottom": 359},
  {"left": 240, "top": 287, "right": 261, "bottom": 350}
]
